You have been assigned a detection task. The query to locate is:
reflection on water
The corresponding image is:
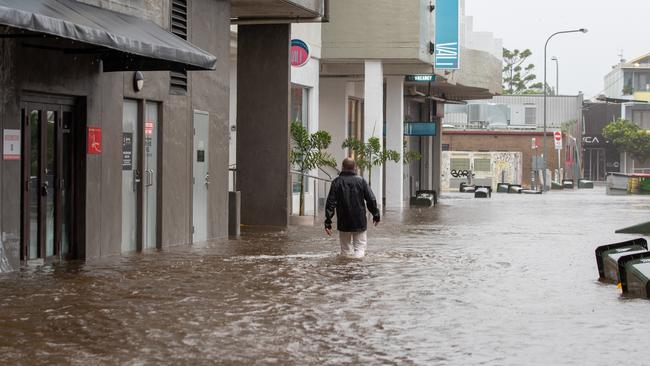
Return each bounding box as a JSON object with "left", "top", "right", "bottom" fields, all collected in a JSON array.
[{"left": 1, "top": 188, "right": 649, "bottom": 365}]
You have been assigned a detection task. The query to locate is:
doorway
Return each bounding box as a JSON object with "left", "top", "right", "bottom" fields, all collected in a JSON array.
[
  {"left": 121, "top": 99, "right": 160, "bottom": 252},
  {"left": 21, "top": 99, "right": 78, "bottom": 261},
  {"left": 192, "top": 110, "right": 209, "bottom": 242},
  {"left": 585, "top": 148, "right": 606, "bottom": 181}
]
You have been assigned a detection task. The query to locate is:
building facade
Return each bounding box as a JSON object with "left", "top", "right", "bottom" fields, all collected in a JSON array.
[
  {"left": 443, "top": 94, "right": 584, "bottom": 189},
  {"left": 0, "top": 0, "right": 327, "bottom": 269},
  {"left": 319, "top": 0, "right": 501, "bottom": 206}
]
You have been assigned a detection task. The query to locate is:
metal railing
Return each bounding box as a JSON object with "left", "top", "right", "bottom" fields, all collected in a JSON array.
[
  {"left": 228, "top": 166, "right": 333, "bottom": 219},
  {"left": 290, "top": 170, "right": 333, "bottom": 219}
]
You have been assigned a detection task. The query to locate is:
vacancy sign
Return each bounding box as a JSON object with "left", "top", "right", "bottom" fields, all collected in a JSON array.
[
  {"left": 87, "top": 126, "right": 102, "bottom": 154},
  {"left": 3, "top": 129, "right": 20, "bottom": 160},
  {"left": 554, "top": 131, "right": 562, "bottom": 150}
]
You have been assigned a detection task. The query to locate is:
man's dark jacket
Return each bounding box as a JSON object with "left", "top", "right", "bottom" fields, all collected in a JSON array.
[{"left": 324, "top": 171, "right": 380, "bottom": 232}]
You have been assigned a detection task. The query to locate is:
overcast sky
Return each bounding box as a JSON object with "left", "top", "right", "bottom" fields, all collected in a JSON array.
[{"left": 465, "top": 0, "right": 650, "bottom": 99}]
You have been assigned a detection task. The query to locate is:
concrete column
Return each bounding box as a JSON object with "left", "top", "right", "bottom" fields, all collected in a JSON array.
[
  {"left": 385, "top": 76, "right": 404, "bottom": 208},
  {"left": 363, "top": 60, "right": 383, "bottom": 205},
  {"left": 319, "top": 78, "right": 348, "bottom": 171},
  {"left": 236, "top": 24, "right": 291, "bottom": 227},
  {"left": 432, "top": 117, "right": 442, "bottom": 194}
]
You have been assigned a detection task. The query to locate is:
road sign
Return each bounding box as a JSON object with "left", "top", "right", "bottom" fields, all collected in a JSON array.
[
  {"left": 554, "top": 131, "right": 562, "bottom": 150},
  {"left": 531, "top": 137, "right": 537, "bottom": 149}
]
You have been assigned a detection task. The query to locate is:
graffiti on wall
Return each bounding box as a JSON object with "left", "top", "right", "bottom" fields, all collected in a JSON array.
[{"left": 441, "top": 151, "right": 522, "bottom": 191}]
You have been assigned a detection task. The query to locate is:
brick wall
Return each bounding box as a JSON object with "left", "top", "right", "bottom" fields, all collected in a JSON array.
[{"left": 442, "top": 130, "right": 562, "bottom": 187}]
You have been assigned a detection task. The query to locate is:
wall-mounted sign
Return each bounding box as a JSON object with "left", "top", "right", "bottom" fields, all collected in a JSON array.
[
  {"left": 554, "top": 131, "right": 562, "bottom": 150},
  {"left": 87, "top": 126, "right": 102, "bottom": 154},
  {"left": 404, "top": 122, "right": 437, "bottom": 136},
  {"left": 290, "top": 39, "right": 310, "bottom": 67},
  {"left": 145, "top": 121, "right": 154, "bottom": 135},
  {"left": 3, "top": 129, "right": 20, "bottom": 160},
  {"left": 435, "top": 0, "right": 460, "bottom": 70},
  {"left": 406, "top": 74, "right": 436, "bottom": 82},
  {"left": 122, "top": 132, "right": 133, "bottom": 170}
]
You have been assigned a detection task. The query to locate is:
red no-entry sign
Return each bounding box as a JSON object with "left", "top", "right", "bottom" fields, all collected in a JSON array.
[{"left": 554, "top": 131, "right": 562, "bottom": 150}]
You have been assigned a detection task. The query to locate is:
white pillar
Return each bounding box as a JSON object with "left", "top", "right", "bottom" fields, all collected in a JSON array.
[
  {"left": 364, "top": 60, "right": 384, "bottom": 206},
  {"left": 385, "top": 76, "right": 404, "bottom": 207}
]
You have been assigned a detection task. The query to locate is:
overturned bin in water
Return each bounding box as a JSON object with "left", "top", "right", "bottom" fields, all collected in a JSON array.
[
  {"left": 410, "top": 190, "right": 437, "bottom": 207},
  {"left": 618, "top": 251, "right": 650, "bottom": 298},
  {"left": 595, "top": 238, "right": 648, "bottom": 283},
  {"left": 474, "top": 186, "right": 491, "bottom": 198},
  {"left": 497, "top": 183, "right": 509, "bottom": 193},
  {"left": 508, "top": 184, "right": 522, "bottom": 194}
]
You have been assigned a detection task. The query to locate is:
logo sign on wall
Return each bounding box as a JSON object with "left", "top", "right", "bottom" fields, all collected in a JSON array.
[
  {"left": 290, "top": 39, "right": 310, "bottom": 67},
  {"left": 87, "top": 126, "right": 102, "bottom": 155},
  {"left": 435, "top": 0, "right": 460, "bottom": 70}
]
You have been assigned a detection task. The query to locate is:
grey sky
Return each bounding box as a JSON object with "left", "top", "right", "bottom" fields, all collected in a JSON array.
[{"left": 465, "top": 0, "right": 650, "bottom": 99}]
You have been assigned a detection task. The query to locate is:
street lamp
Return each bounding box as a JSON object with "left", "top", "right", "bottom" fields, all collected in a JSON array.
[
  {"left": 543, "top": 28, "right": 587, "bottom": 192},
  {"left": 550, "top": 56, "right": 559, "bottom": 95}
]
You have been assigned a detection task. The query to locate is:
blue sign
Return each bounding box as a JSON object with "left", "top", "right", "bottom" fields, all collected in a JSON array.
[
  {"left": 405, "top": 123, "right": 437, "bottom": 136},
  {"left": 435, "top": 0, "right": 460, "bottom": 70}
]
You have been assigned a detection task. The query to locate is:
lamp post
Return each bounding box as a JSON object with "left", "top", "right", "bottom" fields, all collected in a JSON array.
[
  {"left": 543, "top": 28, "right": 587, "bottom": 192},
  {"left": 550, "top": 56, "right": 559, "bottom": 95}
]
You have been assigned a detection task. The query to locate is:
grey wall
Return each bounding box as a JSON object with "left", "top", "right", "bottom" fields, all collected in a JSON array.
[
  {"left": 0, "top": 0, "right": 231, "bottom": 265},
  {"left": 237, "top": 24, "right": 290, "bottom": 227}
]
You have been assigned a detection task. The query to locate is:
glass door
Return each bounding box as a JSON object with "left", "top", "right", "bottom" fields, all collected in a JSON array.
[
  {"left": 121, "top": 99, "right": 159, "bottom": 252},
  {"left": 21, "top": 102, "right": 73, "bottom": 261}
]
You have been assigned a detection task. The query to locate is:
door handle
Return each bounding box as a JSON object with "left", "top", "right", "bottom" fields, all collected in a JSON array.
[
  {"left": 146, "top": 169, "right": 154, "bottom": 187},
  {"left": 205, "top": 173, "right": 210, "bottom": 188},
  {"left": 133, "top": 170, "right": 141, "bottom": 192},
  {"left": 41, "top": 181, "right": 48, "bottom": 196}
]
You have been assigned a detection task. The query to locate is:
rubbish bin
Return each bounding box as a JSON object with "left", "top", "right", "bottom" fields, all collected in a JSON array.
[
  {"left": 410, "top": 190, "right": 437, "bottom": 207},
  {"left": 578, "top": 179, "right": 594, "bottom": 189},
  {"left": 618, "top": 251, "right": 650, "bottom": 298},
  {"left": 595, "top": 238, "right": 648, "bottom": 283},
  {"left": 497, "top": 183, "right": 509, "bottom": 193},
  {"left": 508, "top": 184, "right": 522, "bottom": 194},
  {"left": 474, "top": 186, "right": 491, "bottom": 198},
  {"left": 562, "top": 179, "right": 574, "bottom": 189}
]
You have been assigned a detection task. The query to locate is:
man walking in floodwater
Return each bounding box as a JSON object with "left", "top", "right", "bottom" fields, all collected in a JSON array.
[{"left": 324, "top": 158, "right": 380, "bottom": 258}]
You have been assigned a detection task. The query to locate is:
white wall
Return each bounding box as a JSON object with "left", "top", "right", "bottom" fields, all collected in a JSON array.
[{"left": 290, "top": 24, "right": 322, "bottom": 215}]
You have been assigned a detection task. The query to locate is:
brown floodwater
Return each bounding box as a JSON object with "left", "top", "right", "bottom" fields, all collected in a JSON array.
[{"left": 1, "top": 188, "right": 649, "bottom": 365}]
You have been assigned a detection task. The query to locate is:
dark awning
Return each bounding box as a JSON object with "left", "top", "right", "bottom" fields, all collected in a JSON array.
[{"left": 0, "top": 0, "right": 217, "bottom": 72}]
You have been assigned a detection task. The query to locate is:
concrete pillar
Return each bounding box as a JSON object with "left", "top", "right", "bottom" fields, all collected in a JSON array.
[
  {"left": 432, "top": 117, "right": 442, "bottom": 194},
  {"left": 363, "top": 60, "right": 383, "bottom": 205},
  {"left": 236, "top": 24, "right": 290, "bottom": 227},
  {"left": 385, "top": 76, "right": 404, "bottom": 208},
  {"left": 319, "top": 78, "right": 348, "bottom": 171}
]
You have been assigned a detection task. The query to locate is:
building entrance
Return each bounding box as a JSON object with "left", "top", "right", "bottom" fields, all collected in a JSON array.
[{"left": 21, "top": 98, "right": 77, "bottom": 261}]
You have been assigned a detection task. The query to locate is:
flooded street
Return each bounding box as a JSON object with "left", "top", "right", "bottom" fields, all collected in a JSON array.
[{"left": 1, "top": 188, "right": 649, "bottom": 365}]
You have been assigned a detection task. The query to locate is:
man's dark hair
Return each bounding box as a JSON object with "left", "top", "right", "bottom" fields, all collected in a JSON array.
[{"left": 342, "top": 158, "right": 356, "bottom": 171}]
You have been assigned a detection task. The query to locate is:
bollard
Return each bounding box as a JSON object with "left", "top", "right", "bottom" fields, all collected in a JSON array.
[
  {"left": 410, "top": 190, "right": 436, "bottom": 207},
  {"left": 497, "top": 183, "right": 509, "bottom": 193},
  {"left": 578, "top": 179, "right": 594, "bottom": 189},
  {"left": 618, "top": 251, "right": 650, "bottom": 298},
  {"left": 595, "top": 238, "right": 647, "bottom": 283}
]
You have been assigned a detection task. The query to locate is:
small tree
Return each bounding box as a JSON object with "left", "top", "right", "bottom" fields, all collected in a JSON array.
[
  {"left": 290, "top": 121, "right": 337, "bottom": 216},
  {"left": 603, "top": 119, "right": 650, "bottom": 163},
  {"left": 342, "top": 136, "right": 400, "bottom": 186},
  {"left": 403, "top": 140, "right": 421, "bottom": 164}
]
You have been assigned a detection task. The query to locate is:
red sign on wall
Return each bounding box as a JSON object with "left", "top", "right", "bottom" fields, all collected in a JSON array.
[{"left": 87, "top": 126, "right": 102, "bottom": 154}]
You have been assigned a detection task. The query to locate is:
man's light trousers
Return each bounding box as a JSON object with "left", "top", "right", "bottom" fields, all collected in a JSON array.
[{"left": 339, "top": 231, "right": 367, "bottom": 258}]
